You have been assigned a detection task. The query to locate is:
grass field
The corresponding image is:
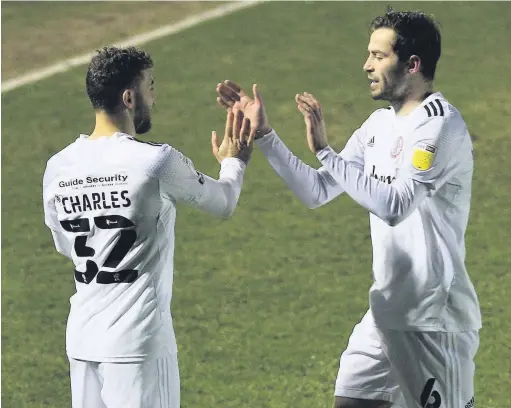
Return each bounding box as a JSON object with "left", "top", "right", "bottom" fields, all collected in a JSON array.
[
  {"left": 2, "top": 2, "right": 511, "bottom": 407},
  {"left": 0, "top": 1, "right": 225, "bottom": 79}
]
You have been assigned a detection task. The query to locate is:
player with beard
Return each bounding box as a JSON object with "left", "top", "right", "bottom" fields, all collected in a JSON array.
[
  {"left": 42, "top": 46, "right": 254, "bottom": 408},
  {"left": 216, "top": 10, "right": 481, "bottom": 408}
]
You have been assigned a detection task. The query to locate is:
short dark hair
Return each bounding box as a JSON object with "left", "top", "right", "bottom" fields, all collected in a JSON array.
[
  {"left": 370, "top": 10, "right": 441, "bottom": 80},
  {"left": 86, "top": 46, "right": 153, "bottom": 113}
]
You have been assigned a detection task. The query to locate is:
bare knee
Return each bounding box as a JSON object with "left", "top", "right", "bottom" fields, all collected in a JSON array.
[{"left": 334, "top": 396, "right": 393, "bottom": 408}]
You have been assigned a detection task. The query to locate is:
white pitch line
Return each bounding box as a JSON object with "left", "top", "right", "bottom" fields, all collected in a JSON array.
[{"left": 1, "top": 1, "right": 264, "bottom": 94}]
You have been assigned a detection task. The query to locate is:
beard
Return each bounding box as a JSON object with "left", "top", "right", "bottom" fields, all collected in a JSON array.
[
  {"left": 372, "top": 83, "right": 393, "bottom": 101},
  {"left": 373, "top": 65, "right": 409, "bottom": 102},
  {"left": 133, "top": 95, "right": 152, "bottom": 135},
  {"left": 134, "top": 115, "right": 151, "bottom": 134},
  {"left": 371, "top": 78, "right": 409, "bottom": 105}
]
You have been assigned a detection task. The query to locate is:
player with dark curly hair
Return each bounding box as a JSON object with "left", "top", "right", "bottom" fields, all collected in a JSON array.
[
  {"left": 43, "top": 46, "right": 254, "bottom": 408},
  {"left": 85, "top": 46, "right": 155, "bottom": 134}
]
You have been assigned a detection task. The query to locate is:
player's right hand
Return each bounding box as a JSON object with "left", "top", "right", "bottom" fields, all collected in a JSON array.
[
  {"left": 296, "top": 92, "right": 329, "bottom": 154},
  {"left": 216, "top": 81, "right": 272, "bottom": 139},
  {"left": 212, "top": 107, "right": 254, "bottom": 164}
]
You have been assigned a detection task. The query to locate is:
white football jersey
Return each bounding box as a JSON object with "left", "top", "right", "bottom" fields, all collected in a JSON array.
[
  {"left": 256, "top": 92, "right": 481, "bottom": 332},
  {"left": 43, "top": 132, "right": 245, "bottom": 362}
]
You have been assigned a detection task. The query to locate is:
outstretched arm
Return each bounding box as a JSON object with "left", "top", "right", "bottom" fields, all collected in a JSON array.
[
  {"left": 155, "top": 108, "right": 254, "bottom": 219},
  {"left": 216, "top": 81, "right": 364, "bottom": 209},
  {"left": 256, "top": 131, "right": 343, "bottom": 208},
  {"left": 317, "top": 147, "right": 429, "bottom": 226},
  {"left": 298, "top": 93, "right": 465, "bottom": 226}
]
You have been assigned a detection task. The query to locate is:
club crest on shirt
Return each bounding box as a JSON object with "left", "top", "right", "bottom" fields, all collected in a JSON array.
[
  {"left": 412, "top": 142, "right": 437, "bottom": 171},
  {"left": 390, "top": 136, "right": 403, "bottom": 158}
]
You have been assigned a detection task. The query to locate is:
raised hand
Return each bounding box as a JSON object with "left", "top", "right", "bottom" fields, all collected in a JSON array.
[
  {"left": 216, "top": 80, "right": 272, "bottom": 139},
  {"left": 296, "top": 92, "right": 329, "bottom": 154},
  {"left": 211, "top": 107, "right": 254, "bottom": 164}
]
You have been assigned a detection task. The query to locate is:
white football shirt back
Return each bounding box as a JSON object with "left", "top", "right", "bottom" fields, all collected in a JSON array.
[{"left": 43, "top": 132, "right": 245, "bottom": 362}]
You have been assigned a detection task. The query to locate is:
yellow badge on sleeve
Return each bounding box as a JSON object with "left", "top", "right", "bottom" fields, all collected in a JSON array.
[{"left": 412, "top": 142, "right": 437, "bottom": 171}]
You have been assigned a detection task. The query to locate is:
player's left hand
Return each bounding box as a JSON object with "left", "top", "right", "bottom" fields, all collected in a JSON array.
[
  {"left": 212, "top": 107, "right": 254, "bottom": 165},
  {"left": 296, "top": 92, "right": 329, "bottom": 154}
]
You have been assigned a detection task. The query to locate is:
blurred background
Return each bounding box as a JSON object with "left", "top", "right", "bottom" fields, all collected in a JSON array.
[{"left": 2, "top": 1, "right": 510, "bottom": 407}]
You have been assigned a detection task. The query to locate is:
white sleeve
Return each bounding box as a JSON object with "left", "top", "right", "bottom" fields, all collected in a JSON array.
[
  {"left": 315, "top": 114, "right": 464, "bottom": 226},
  {"left": 317, "top": 147, "right": 430, "bottom": 226},
  {"left": 255, "top": 127, "right": 365, "bottom": 209},
  {"left": 405, "top": 114, "right": 469, "bottom": 192},
  {"left": 149, "top": 144, "right": 246, "bottom": 219},
  {"left": 43, "top": 161, "right": 73, "bottom": 259}
]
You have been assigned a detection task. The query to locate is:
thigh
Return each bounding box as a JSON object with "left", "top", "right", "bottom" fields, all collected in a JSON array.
[
  {"left": 334, "top": 310, "right": 402, "bottom": 404},
  {"left": 69, "top": 358, "right": 106, "bottom": 408},
  {"left": 100, "top": 354, "right": 180, "bottom": 408},
  {"left": 378, "top": 329, "right": 479, "bottom": 408}
]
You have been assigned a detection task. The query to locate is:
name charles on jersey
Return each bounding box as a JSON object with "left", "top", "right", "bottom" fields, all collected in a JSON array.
[
  {"left": 56, "top": 191, "right": 131, "bottom": 214},
  {"left": 56, "top": 174, "right": 131, "bottom": 214}
]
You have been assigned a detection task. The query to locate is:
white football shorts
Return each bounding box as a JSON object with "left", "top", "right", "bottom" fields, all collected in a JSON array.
[
  {"left": 69, "top": 353, "right": 180, "bottom": 408},
  {"left": 334, "top": 310, "right": 479, "bottom": 408}
]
